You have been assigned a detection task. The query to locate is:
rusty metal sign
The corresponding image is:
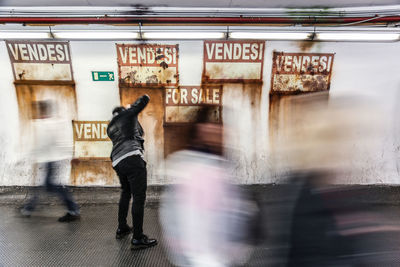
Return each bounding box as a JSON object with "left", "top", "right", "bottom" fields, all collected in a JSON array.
[
  {"left": 165, "top": 85, "right": 222, "bottom": 123},
  {"left": 73, "top": 121, "right": 109, "bottom": 141},
  {"left": 271, "top": 52, "right": 334, "bottom": 94},
  {"left": 203, "top": 40, "right": 265, "bottom": 82},
  {"left": 72, "top": 120, "right": 111, "bottom": 158},
  {"left": 6, "top": 40, "right": 73, "bottom": 81},
  {"left": 116, "top": 43, "right": 179, "bottom": 86}
]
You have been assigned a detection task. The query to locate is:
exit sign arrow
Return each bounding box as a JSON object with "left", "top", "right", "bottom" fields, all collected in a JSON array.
[{"left": 92, "top": 71, "right": 115, "bottom": 81}]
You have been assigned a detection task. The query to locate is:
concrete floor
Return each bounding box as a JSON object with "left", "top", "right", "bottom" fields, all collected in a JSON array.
[
  {"left": 0, "top": 202, "right": 275, "bottom": 267},
  {"left": 2, "top": 185, "right": 400, "bottom": 266},
  {"left": 0, "top": 204, "right": 173, "bottom": 267},
  {"left": 0, "top": 203, "right": 274, "bottom": 267}
]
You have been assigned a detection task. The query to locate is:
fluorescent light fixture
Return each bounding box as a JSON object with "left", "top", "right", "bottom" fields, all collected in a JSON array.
[
  {"left": 316, "top": 32, "right": 400, "bottom": 41},
  {"left": 229, "top": 31, "right": 311, "bottom": 40},
  {"left": 53, "top": 31, "right": 139, "bottom": 40},
  {"left": 0, "top": 31, "right": 50, "bottom": 39},
  {"left": 142, "top": 31, "right": 225, "bottom": 39}
]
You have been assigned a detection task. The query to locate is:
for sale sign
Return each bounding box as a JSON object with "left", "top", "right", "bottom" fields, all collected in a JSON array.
[
  {"left": 203, "top": 40, "right": 265, "bottom": 81},
  {"left": 116, "top": 44, "right": 178, "bottom": 86},
  {"left": 165, "top": 86, "right": 222, "bottom": 123},
  {"left": 271, "top": 52, "right": 334, "bottom": 94}
]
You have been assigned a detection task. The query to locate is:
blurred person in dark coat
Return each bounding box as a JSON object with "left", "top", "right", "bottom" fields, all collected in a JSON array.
[{"left": 273, "top": 93, "right": 400, "bottom": 266}]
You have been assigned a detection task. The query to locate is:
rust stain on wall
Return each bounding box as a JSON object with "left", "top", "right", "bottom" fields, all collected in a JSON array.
[
  {"left": 71, "top": 159, "right": 117, "bottom": 185},
  {"left": 15, "top": 84, "right": 34, "bottom": 122},
  {"left": 297, "top": 40, "right": 316, "bottom": 52},
  {"left": 119, "top": 87, "right": 164, "bottom": 142},
  {"left": 13, "top": 82, "right": 78, "bottom": 184},
  {"left": 15, "top": 83, "right": 77, "bottom": 131},
  {"left": 243, "top": 82, "right": 263, "bottom": 109},
  {"left": 119, "top": 86, "right": 165, "bottom": 181},
  {"left": 269, "top": 92, "right": 330, "bottom": 152},
  {"left": 269, "top": 51, "right": 334, "bottom": 167},
  {"left": 6, "top": 40, "right": 79, "bottom": 185}
]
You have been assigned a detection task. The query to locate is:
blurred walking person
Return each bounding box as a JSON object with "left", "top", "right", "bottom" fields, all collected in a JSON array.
[
  {"left": 21, "top": 100, "right": 80, "bottom": 222},
  {"left": 160, "top": 106, "right": 256, "bottom": 266},
  {"left": 270, "top": 93, "right": 399, "bottom": 266},
  {"left": 107, "top": 95, "right": 157, "bottom": 250}
]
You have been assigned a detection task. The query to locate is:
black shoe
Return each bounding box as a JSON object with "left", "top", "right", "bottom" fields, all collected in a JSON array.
[
  {"left": 131, "top": 235, "right": 158, "bottom": 250},
  {"left": 20, "top": 207, "right": 32, "bottom": 217},
  {"left": 116, "top": 226, "right": 132, "bottom": 239},
  {"left": 58, "top": 212, "right": 80, "bottom": 222}
]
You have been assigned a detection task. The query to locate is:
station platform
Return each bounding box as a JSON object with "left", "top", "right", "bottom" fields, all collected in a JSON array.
[
  {"left": 0, "top": 204, "right": 173, "bottom": 267},
  {"left": 0, "top": 203, "right": 272, "bottom": 266},
  {"left": 1, "top": 184, "right": 400, "bottom": 266}
]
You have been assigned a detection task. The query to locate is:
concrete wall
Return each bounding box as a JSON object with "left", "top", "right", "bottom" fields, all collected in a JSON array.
[{"left": 0, "top": 40, "right": 399, "bottom": 186}]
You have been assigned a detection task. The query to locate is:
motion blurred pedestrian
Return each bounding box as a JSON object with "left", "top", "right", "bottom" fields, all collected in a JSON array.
[
  {"left": 160, "top": 106, "right": 257, "bottom": 266},
  {"left": 21, "top": 100, "right": 80, "bottom": 222}
]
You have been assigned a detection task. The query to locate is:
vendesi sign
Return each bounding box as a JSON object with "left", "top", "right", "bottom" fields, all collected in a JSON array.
[
  {"left": 6, "top": 40, "right": 73, "bottom": 81},
  {"left": 116, "top": 43, "right": 179, "bottom": 86},
  {"left": 72, "top": 121, "right": 112, "bottom": 159},
  {"left": 271, "top": 52, "right": 335, "bottom": 94},
  {"left": 73, "top": 121, "right": 109, "bottom": 141},
  {"left": 92, "top": 71, "right": 114, "bottom": 81},
  {"left": 203, "top": 40, "right": 265, "bottom": 82}
]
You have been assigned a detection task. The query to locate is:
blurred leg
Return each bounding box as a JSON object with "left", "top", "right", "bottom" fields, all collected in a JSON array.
[
  {"left": 23, "top": 193, "right": 39, "bottom": 212},
  {"left": 45, "top": 161, "right": 79, "bottom": 214}
]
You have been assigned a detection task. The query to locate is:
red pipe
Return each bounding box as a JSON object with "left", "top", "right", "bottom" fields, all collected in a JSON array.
[{"left": 0, "top": 16, "right": 399, "bottom": 24}]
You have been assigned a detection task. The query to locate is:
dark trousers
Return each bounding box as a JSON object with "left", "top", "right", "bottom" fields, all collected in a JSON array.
[
  {"left": 114, "top": 155, "right": 147, "bottom": 239},
  {"left": 25, "top": 161, "right": 79, "bottom": 214}
]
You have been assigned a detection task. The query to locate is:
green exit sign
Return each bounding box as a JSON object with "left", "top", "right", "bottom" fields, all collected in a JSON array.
[{"left": 92, "top": 71, "right": 114, "bottom": 81}]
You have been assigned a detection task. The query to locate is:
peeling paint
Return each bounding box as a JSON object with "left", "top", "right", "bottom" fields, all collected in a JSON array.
[
  {"left": 116, "top": 44, "right": 179, "bottom": 86},
  {"left": 271, "top": 52, "right": 334, "bottom": 94}
]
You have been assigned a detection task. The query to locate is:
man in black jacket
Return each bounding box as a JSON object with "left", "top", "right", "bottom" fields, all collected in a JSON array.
[{"left": 107, "top": 94, "right": 157, "bottom": 250}]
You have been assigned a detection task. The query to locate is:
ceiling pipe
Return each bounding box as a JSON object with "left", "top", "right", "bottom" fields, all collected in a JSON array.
[
  {"left": 1, "top": 6, "right": 399, "bottom": 18},
  {"left": 0, "top": 16, "right": 400, "bottom": 25}
]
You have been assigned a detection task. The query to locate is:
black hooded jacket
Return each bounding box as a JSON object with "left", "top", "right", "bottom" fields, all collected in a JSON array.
[{"left": 107, "top": 95, "right": 149, "bottom": 165}]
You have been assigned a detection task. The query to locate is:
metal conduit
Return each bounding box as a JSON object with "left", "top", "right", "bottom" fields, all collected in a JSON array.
[{"left": 0, "top": 16, "right": 399, "bottom": 25}]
